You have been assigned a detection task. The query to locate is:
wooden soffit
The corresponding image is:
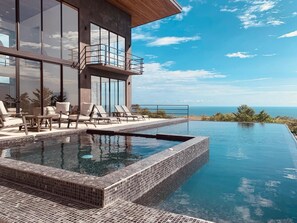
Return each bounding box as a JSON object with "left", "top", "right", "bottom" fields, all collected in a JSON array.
[{"left": 107, "top": 0, "right": 182, "bottom": 27}]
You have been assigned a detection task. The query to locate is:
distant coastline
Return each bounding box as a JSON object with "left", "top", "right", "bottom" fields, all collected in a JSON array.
[{"left": 189, "top": 106, "right": 297, "bottom": 118}]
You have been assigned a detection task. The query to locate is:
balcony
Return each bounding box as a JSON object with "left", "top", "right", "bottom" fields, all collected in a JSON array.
[{"left": 79, "top": 44, "right": 143, "bottom": 75}]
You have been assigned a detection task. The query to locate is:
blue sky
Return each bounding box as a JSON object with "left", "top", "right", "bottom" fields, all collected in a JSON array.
[{"left": 131, "top": 0, "right": 297, "bottom": 106}]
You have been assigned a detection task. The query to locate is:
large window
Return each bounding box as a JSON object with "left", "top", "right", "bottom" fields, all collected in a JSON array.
[
  {"left": 90, "top": 23, "right": 126, "bottom": 68},
  {"left": 91, "top": 76, "right": 126, "bottom": 114},
  {"left": 43, "top": 63, "right": 61, "bottom": 106},
  {"left": 63, "top": 66, "right": 78, "bottom": 109},
  {"left": 0, "top": 0, "right": 16, "bottom": 48},
  {"left": 43, "top": 0, "right": 61, "bottom": 58},
  {"left": 19, "top": 59, "right": 41, "bottom": 115},
  {"left": 62, "top": 4, "right": 78, "bottom": 61},
  {"left": 20, "top": 0, "right": 41, "bottom": 54},
  {"left": 0, "top": 55, "right": 16, "bottom": 109},
  {"left": 1, "top": 0, "right": 78, "bottom": 61}
]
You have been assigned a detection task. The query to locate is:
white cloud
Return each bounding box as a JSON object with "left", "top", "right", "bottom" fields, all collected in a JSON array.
[
  {"left": 224, "top": 0, "right": 284, "bottom": 29},
  {"left": 262, "top": 53, "right": 276, "bottom": 57},
  {"left": 226, "top": 52, "right": 256, "bottom": 59},
  {"left": 267, "top": 18, "right": 284, "bottom": 26},
  {"left": 220, "top": 7, "right": 238, "bottom": 13},
  {"left": 278, "top": 30, "right": 297, "bottom": 38},
  {"left": 147, "top": 36, "right": 200, "bottom": 47},
  {"left": 132, "top": 33, "right": 154, "bottom": 41},
  {"left": 175, "top": 5, "right": 193, "bottom": 21},
  {"left": 145, "top": 54, "right": 158, "bottom": 60}
]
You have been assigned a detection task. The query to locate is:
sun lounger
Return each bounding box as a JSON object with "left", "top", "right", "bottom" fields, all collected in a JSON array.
[
  {"left": 67, "top": 102, "right": 96, "bottom": 128},
  {"left": 94, "top": 105, "right": 120, "bottom": 124},
  {"left": 0, "top": 101, "right": 28, "bottom": 135}
]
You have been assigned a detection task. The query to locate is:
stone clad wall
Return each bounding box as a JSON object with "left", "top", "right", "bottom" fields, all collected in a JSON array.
[{"left": 102, "top": 137, "right": 209, "bottom": 206}]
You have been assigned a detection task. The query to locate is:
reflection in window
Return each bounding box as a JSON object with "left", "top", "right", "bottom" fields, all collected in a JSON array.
[
  {"left": 118, "top": 36, "right": 125, "bottom": 68},
  {"left": 90, "top": 23, "right": 125, "bottom": 68},
  {"left": 90, "top": 24, "right": 100, "bottom": 64},
  {"left": 43, "top": 0, "right": 61, "bottom": 58},
  {"left": 100, "top": 28, "right": 109, "bottom": 63},
  {"left": 62, "top": 4, "right": 78, "bottom": 61},
  {"left": 0, "top": 55, "right": 16, "bottom": 109},
  {"left": 101, "top": 78, "right": 109, "bottom": 113},
  {"left": 91, "top": 76, "right": 126, "bottom": 114},
  {"left": 20, "top": 0, "right": 41, "bottom": 53},
  {"left": 91, "top": 76, "right": 101, "bottom": 105},
  {"left": 20, "top": 59, "right": 41, "bottom": 115},
  {"left": 0, "top": 0, "right": 16, "bottom": 48},
  {"left": 63, "top": 66, "right": 78, "bottom": 109},
  {"left": 119, "top": 80, "right": 125, "bottom": 105},
  {"left": 43, "top": 63, "right": 61, "bottom": 106},
  {"left": 110, "top": 79, "right": 118, "bottom": 113}
]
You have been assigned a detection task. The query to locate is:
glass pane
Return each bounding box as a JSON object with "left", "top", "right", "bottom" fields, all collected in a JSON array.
[
  {"left": 91, "top": 76, "right": 100, "bottom": 105},
  {"left": 90, "top": 24, "right": 100, "bottom": 64},
  {"left": 62, "top": 4, "right": 78, "bottom": 61},
  {"left": 101, "top": 77, "right": 109, "bottom": 113},
  {"left": 119, "top": 80, "right": 125, "bottom": 106},
  {"left": 20, "top": 59, "right": 41, "bottom": 115},
  {"left": 43, "top": 0, "right": 61, "bottom": 58},
  {"left": 0, "top": 55, "right": 16, "bottom": 109},
  {"left": 110, "top": 79, "right": 118, "bottom": 113},
  {"left": 0, "top": 0, "right": 16, "bottom": 48},
  {"left": 43, "top": 63, "right": 60, "bottom": 106},
  {"left": 63, "top": 66, "right": 78, "bottom": 110},
  {"left": 118, "top": 36, "right": 125, "bottom": 68},
  {"left": 109, "top": 32, "right": 117, "bottom": 66},
  {"left": 20, "top": 0, "right": 41, "bottom": 54},
  {"left": 100, "top": 28, "right": 109, "bottom": 64}
]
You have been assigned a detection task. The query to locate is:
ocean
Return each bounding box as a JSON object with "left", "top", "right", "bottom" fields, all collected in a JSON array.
[{"left": 189, "top": 106, "right": 297, "bottom": 118}]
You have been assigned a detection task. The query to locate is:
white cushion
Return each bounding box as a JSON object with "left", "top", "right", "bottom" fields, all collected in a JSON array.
[
  {"left": 56, "top": 102, "right": 70, "bottom": 114},
  {"left": 46, "top": 106, "right": 56, "bottom": 115},
  {"left": 3, "top": 117, "right": 23, "bottom": 126},
  {"left": 81, "top": 103, "right": 93, "bottom": 116}
]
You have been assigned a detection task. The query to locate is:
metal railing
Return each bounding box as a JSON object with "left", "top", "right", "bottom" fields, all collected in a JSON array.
[
  {"left": 79, "top": 44, "right": 143, "bottom": 75},
  {"left": 131, "top": 104, "right": 190, "bottom": 118}
]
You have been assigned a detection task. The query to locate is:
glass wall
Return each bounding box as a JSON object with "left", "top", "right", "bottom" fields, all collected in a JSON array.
[
  {"left": 19, "top": 0, "right": 41, "bottom": 54},
  {"left": 101, "top": 78, "right": 109, "bottom": 113},
  {"left": 90, "top": 23, "right": 126, "bottom": 67},
  {"left": 43, "top": 63, "right": 61, "bottom": 106},
  {"left": 0, "top": 55, "right": 16, "bottom": 109},
  {"left": 91, "top": 76, "right": 126, "bottom": 114},
  {"left": 0, "top": 0, "right": 16, "bottom": 48},
  {"left": 43, "top": 0, "right": 61, "bottom": 58},
  {"left": 91, "top": 76, "right": 101, "bottom": 105},
  {"left": 19, "top": 59, "right": 41, "bottom": 115},
  {"left": 63, "top": 66, "right": 78, "bottom": 110},
  {"left": 62, "top": 4, "right": 78, "bottom": 61}
]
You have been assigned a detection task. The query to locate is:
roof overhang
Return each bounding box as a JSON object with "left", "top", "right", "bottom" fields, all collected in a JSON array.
[{"left": 107, "top": 0, "right": 182, "bottom": 27}]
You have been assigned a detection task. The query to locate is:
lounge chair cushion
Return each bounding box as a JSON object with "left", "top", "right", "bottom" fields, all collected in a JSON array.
[
  {"left": 0, "top": 101, "right": 9, "bottom": 121},
  {"left": 56, "top": 102, "right": 70, "bottom": 114},
  {"left": 2, "top": 117, "right": 24, "bottom": 126},
  {"left": 81, "top": 103, "right": 93, "bottom": 116},
  {"left": 68, "top": 114, "right": 90, "bottom": 121},
  {"left": 46, "top": 106, "right": 56, "bottom": 115}
]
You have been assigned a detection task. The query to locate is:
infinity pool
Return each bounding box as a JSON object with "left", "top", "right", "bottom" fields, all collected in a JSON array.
[
  {"left": 138, "top": 121, "right": 297, "bottom": 223},
  {"left": 0, "top": 133, "right": 180, "bottom": 177}
]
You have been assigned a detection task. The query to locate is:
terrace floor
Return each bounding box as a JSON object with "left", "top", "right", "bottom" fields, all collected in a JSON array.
[{"left": 0, "top": 118, "right": 212, "bottom": 223}]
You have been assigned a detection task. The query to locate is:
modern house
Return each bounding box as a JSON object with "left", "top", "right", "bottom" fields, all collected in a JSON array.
[{"left": 0, "top": 0, "right": 181, "bottom": 115}]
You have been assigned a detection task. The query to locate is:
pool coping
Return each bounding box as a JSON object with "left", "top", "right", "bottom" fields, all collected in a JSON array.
[{"left": 0, "top": 118, "right": 209, "bottom": 207}]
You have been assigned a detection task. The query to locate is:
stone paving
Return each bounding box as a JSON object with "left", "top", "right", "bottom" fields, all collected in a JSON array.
[{"left": 0, "top": 178, "right": 211, "bottom": 223}]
